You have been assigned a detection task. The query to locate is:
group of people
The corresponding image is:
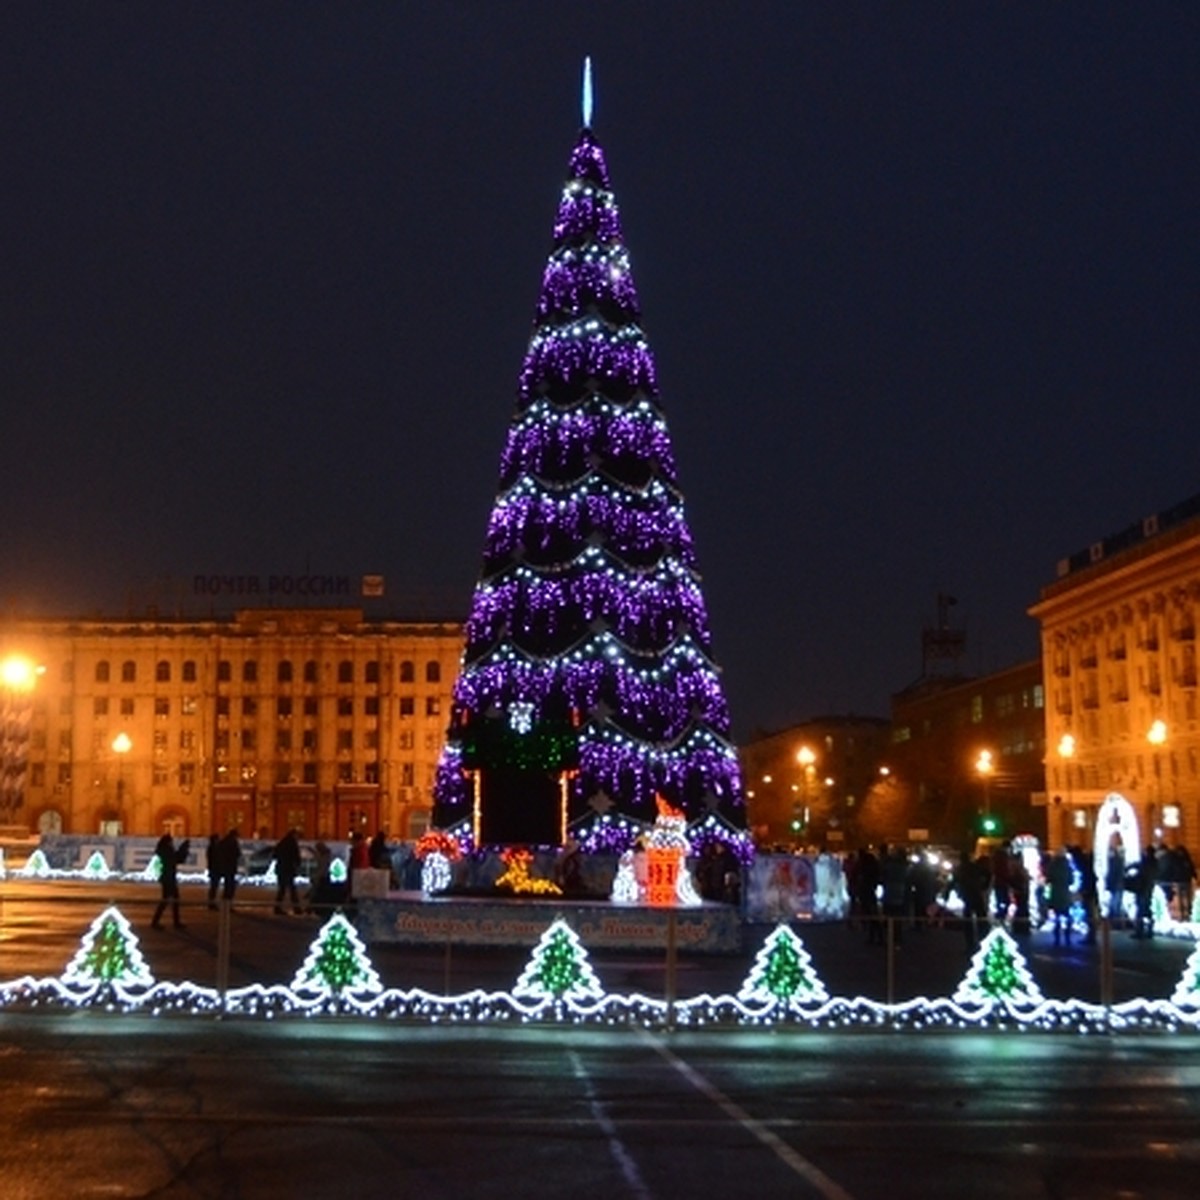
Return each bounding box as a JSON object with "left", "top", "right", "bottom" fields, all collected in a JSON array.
[
  {"left": 844, "top": 835, "right": 1198, "bottom": 952},
  {"left": 148, "top": 826, "right": 397, "bottom": 926}
]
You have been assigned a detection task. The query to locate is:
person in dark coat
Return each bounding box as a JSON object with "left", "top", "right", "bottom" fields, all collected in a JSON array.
[
  {"left": 951, "top": 850, "right": 989, "bottom": 951},
  {"left": 151, "top": 833, "right": 190, "bottom": 929},
  {"left": 857, "top": 847, "right": 882, "bottom": 944},
  {"left": 218, "top": 828, "right": 240, "bottom": 901},
  {"left": 1133, "top": 846, "right": 1158, "bottom": 938},
  {"left": 272, "top": 828, "right": 303, "bottom": 915},
  {"left": 1047, "top": 848, "right": 1075, "bottom": 946},
  {"left": 205, "top": 833, "right": 221, "bottom": 909}
]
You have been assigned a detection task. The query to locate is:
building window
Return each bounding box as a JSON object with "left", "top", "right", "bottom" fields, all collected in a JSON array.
[
  {"left": 399, "top": 661, "right": 415, "bottom": 683},
  {"left": 121, "top": 661, "right": 136, "bottom": 683},
  {"left": 401, "top": 762, "right": 415, "bottom": 786},
  {"left": 215, "top": 729, "right": 230, "bottom": 752},
  {"left": 179, "top": 763, "right": 195, "bottom": 791},
  {"left": 182, "top": 660, "right": 197, "bottom": 682},
  {"left": 970, "top": 695, "right": 983, "bottom": 724},
  {"left": 303, "top": 697, "right": 318, "bottom": 717},
  {"left": 364, "top": 730, "right": 379, "bottom": 751},
  {"left": 364, "top": 762, "right": 380, "bottom": 784},
  {"left": 278, "top": 660, "right": 293, "bottom": 684},
  {"left": 302, "top": 763, "right": 317, "bottom": 784},
  {"left": 153, "top": 730, "right": 168, "bottom": 754},
  {"left": 398, "top": 730, "right": 414, "bottom": 750},
  {"left": 95, "top": 660, "right": 110, "bottom": 683},
  {"left": 243, "top": 660, "right": 258, "bottom": 683},
  {"left": 425, "top": 661, "right": 441, "bottom": 684},
  {"left": 57, "top": 763, "right": 72, "bottom": 786},
  {"left": 365, "top": 696, "right": 379, "bottom": 716},
  {"left": 242, "top": 729, "right": 256, "bottom": 751},
  {"left": 337, "top": 762, "right": 353, "bottom": 783},
  {"left": 338, "top": 660, "right": 353, "bottom": 684},
  {"left": 154, "top": 697, "right": 170, "bottom": 719},
  {"left": 180, "top": 730, "right": 195, "bottom": 753},
  {"left": 399, "top": 697, "right": 415, "bottom": 717},
  {"left": 425, "top": 697, "right": 441, "bottom": 718},
  {"left": 277, "top": 696, "right": 293, "bottom": 719},
  {"left": 216, "top": 696, "right": 230, "bottom": 717},
  {"left": 302, "top": 730, "right": 317, "bottom": 755},
  {"left": 303, "top": 660, "right": 318, "bottom": 683},
  {"left": 153, "top": 764, "right": 169, "bottom": 787},
  {"left": 30, "top": 763, "right": 45, "bottom": 788},
  {"left": 93, "top": 697, "right": 109, "bottom": 717},
  {"left": 277, "top": 730, "right": 292, "bottom": 753},
  {"left": 337, "top": 697, "right": 353, "bottom": 717},
  {"left": 182, "top": 695, "right": 198, "bottom": 716},
  {"left": 243, "top": 697, "right": 258, "bottom": 717},
  {"left": 365, "top": 660, "right": 380, "bottom": 684},
  {"left": 337, "top": 730, "right": 353, "bottom": 752},
  {"left": 218, "top": 660, "right": 231, "bottom": 682},
  {"left": 120, "top": 698, "right": 135, "bottom": 717},
  {"left": 155, "top": 660, "right": 171, "bottom": 683}
]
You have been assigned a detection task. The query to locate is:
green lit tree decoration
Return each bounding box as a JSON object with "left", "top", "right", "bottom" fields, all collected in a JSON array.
[
  {"left": 63, "top": 906, "right": 154, "bottom": 989},
  {"left": 513, "top": 918, "right": 605, "bottom": 1003},
  {"left": 290, "top": 913, "right": 382, "bottom": 998},
  {"left": 1170, "top": 941, "right": 1200, "bottom": 1008},
  {"left": 18, "top": 847, "right": 51, "bottom": 878},
  {"left": 737, "top": 923, "right": 828, "bottom": 1006},
  {"left": 82, "top": 850, "right": 111, "bottom": 880},
  {"left": 953, "top": 925, "right": 1043, "bottom": 1006}
]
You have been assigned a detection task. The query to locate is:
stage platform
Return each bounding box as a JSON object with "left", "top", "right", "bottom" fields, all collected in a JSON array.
[{"left": 355, "top": 892, "right": 742, "bottom": 953}]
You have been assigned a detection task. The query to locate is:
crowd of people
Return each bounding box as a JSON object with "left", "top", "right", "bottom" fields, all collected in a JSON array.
[{"left": 842, "top": 837, "right": 1198, "bottom": 951}]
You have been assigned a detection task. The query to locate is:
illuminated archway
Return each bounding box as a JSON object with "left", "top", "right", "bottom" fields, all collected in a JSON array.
[{"left": 1093, "top": 792, "right": 1139, "bottom": 911}]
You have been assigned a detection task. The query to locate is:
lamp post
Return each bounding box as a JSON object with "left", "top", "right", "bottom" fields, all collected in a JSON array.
[
  {"left": 111, "top": 732, "right": 132, "bottom": 828},
  {"left": 1147, "top": 719, "right": 1167, "bottom": 836},
  {"left": 1, "top": 654, "right": 42, "bottom": 825},
  {"left": 975, "top": 749, "right": 996, "bottom": 835},
  {"left": 796, "top": 745, "right": 815, "bottom": 841},
  {"left": 1058, "top": 733, "right": 1076, "bottom": 848}
]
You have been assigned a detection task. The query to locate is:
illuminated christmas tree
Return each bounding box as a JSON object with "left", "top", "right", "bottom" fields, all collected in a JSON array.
[
  {"left": 738, "top": 924, "right": 829, "bottom": 1006},
  {"left": 64, "top": 906, "right": 154, "bottom": 989},
  {"left": 291, "top": 913, "right": 382, "bottom": 998},
  {"left": 1171, "top": 941, "right": 1200, "bottom": 1008},
  {"left": 434, "top": 61, "right": 743, "bottom": 849},
  {"left": 513, "top": 918, "right": 605, "bottom": 1002},
  {"left": 953, "top": 925, "right": 1044, "bottom": 1006}
]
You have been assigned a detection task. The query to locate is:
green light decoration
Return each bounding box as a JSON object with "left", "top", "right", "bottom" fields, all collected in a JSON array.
[
  {"left": 64, "top": 906, "right": 154, "bottom": 988},
  {"left": 18, "top": 847, "right": 51, "bottom": 878},
  {"left": 738, "top": 924, "right": 829, "bottom": 1006},
  {"left": 953, "top": 925, "right": 1044, "bottom": 1006},
  {"left": 513, "top": 918, "right": 605, "bottom": 1003},
  {"left": 1170, "top": 941, "right": 1200, "bottom": 1007},
  {"left": 82, "top": 851, "right": 111, "bottom": 879},
  {"left": 290, "top": 913, "right": 382, "bottom": 997}
]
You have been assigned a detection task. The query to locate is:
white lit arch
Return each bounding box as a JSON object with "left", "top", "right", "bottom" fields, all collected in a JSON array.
[{"left": 1093, "top": 791, "right": 1140, "bottom": 910}]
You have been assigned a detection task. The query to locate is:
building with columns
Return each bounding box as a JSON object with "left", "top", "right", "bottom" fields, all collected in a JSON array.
[
  {"left": 1029, "top": 493, "right": 1200, "bottom": 857},
  {"left": 0, "top": 608, "right": 463, "bottom": 841}
]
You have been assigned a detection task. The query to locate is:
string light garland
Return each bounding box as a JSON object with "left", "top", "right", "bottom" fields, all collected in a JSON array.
[{"left": 4, "top": 905, "right": 1200, "bottom": 1033}]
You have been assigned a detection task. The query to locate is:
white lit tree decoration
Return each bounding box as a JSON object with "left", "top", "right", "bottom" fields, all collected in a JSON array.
[
  {"left": 291, "top": 913, "right": 382, "bottom": 999},
  {"left": 63, "top": 906, "right": 154, "bottom": 989},
  {"left": 513, "top": 918, "right": 604, "bottom": 1003},
  {"left": 953, "top": 925, "right": 1044, "bottom": 1007},
  {"left": 1170, "top": 941, "right": 1200, "bottom": 1008},
  {"left": 737, "top": 924, "right": 829, "bottom": 1007}
]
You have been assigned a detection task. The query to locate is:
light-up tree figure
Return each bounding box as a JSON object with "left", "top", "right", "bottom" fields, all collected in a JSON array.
[
  {"left": 291, "top": 913, "right": 382, "bottom": 999},
  {"left": 513, "top": 918, "right": 605, "bottom": 1003},
  {"left": 738, "top": 924, "right": 829, "bottom": 1007},
  {"left": 64, "top": 906, "right": 154, "bottom": 989},
  {"left": 434, "top": 61, "right": 743, "bottom": 850},
  {"left": 952, "top": 925, "right": 1044, "bottom": 1007}
]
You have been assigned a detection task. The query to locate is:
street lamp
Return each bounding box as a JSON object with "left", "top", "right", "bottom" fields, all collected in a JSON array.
[
  {"left": 1147, "top": 719, "right": 1167, "bottom": 833},
  {"left": 111, "top": 732, "right": 132, "bottom": 821},
  {"left": 1, "top": 654, "right": 43, "bottom": 824},
  {"left": 796, "top": 745, "right": 816, "bottom": 839},
  {"left": 975, "top": 749, "right": 996, "bottom": 832}
]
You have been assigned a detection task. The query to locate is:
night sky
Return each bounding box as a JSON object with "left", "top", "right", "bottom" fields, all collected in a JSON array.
[{"left": 2, "top": 4, "right": 1197, "bottom": 740}]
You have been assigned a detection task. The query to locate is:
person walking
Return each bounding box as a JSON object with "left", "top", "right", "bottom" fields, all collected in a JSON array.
[
  {"left": 218, "top": 828, "right": 241, "bottom": 902},
  {"left": 205, "top": 832, "right": 221, "bottom": 910},
  {"left": 272, "top": 828, "right": 303, "bottom": 915},
  {"left": 1133, "top": 845, "right": 1158, "bottom": 939},
  {"left": 151, "top": 832, "right": 190, "bottom": 929},
  {"left": 1047, "top": 847, "right": 1074, "bottom": 946}
]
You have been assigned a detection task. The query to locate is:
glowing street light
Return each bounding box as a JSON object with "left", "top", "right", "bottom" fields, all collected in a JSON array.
[
  {"left": 111, "top": 732, "right": 132, "bottom": 815},
  {"left": 1, "top": 654, "right": 43, "bottom": 824},
  {"left": 1147, "top": 720, "right": 1168, "bottom": 826},
  {"left": 975, "top": 749, "right": 995, "bottom": 818}
]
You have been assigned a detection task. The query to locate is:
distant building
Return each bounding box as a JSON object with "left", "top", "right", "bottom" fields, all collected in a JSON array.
[
  {"left": 888, "top": 661, "right": 1046, "bottom": 849},
  {"left": 0, "top": 608, "right": 463, "bottom": 841},
  {"left": 741, "top": 716, "right": 891, "bottom": 849},
  {"left": 1029, "top": 492, "right": 1200, "bottom": 855}
]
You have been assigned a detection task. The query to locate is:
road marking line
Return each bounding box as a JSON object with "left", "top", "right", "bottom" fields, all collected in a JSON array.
[
  {"left": 568, "top": 1048, "right": 655, "bottom": 1200},
  {"left": 641, "top": 1032, "right": 856, "bottom": 1200}
]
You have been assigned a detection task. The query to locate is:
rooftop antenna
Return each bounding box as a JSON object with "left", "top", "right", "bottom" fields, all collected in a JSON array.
[{"left": 582, "top": 55, "right": 594, "bottom": 128}]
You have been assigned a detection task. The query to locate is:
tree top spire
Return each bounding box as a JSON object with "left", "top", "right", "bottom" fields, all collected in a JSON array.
[{"left": 582, "top": 56, "right": 594, "bottom": 129}]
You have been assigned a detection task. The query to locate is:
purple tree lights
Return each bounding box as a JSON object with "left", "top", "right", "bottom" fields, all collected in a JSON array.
[{"left": 434, "top": 101, "right": 744, "bottom": 852}]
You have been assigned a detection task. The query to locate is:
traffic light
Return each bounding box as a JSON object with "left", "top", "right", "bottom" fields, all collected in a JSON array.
[{"left": 978, "top": 813, "right": 1002, "bottom": 836}]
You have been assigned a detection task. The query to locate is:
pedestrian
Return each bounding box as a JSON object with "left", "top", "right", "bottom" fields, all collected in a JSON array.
[
  {"left": 151, "top": 832, "right": 190, "bottom": 929},
  {"left": 950, "top": 850, "right": 988, "bottom": 951},
  {"left": 1047, "top": 847, "right": 1074, "bottom": 946},
  {"left": 857, "top": 846, "right": 882, "bottom": 944},
  {"left": 218, "top": 828, "right": 240, "bottom": 902},
  {"left": 1106, "top": 839, "right": 1127, "bottom": 925},
  {"left": 205, "top": 832, "right": 221, "bottom": 909},
  {"left": 272, "top": 828, "right": 303, "bottom": 915},
  {"left": 880, "top": 844, "right": 909, "bottom": 945},
  {"left": 1172, "top": 843, "right": 1197, "bottom": 922},
  {"left": 1069, "top": 844, "right": 1098, "bottom": 945},
  {"left": 1132, "top": 846, "right": 1158, "bottom": 939}
]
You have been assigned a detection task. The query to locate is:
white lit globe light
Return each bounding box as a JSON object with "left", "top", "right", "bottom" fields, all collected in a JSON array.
[{"left": 421, "top": 851, "right": 452, "bottom": 895}]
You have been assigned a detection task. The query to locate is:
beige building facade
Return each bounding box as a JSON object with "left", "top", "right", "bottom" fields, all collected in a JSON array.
[
  {"left": 1030, "top": 496, "right": 1200, "bottom": 857},
  {"left": 0, "top": 608, "right": 463, "bottom": 841}
]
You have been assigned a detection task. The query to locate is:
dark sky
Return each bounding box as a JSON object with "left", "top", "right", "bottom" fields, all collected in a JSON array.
[{"left": 2, "top": 4, "right": 1197, "bottom": 740}]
